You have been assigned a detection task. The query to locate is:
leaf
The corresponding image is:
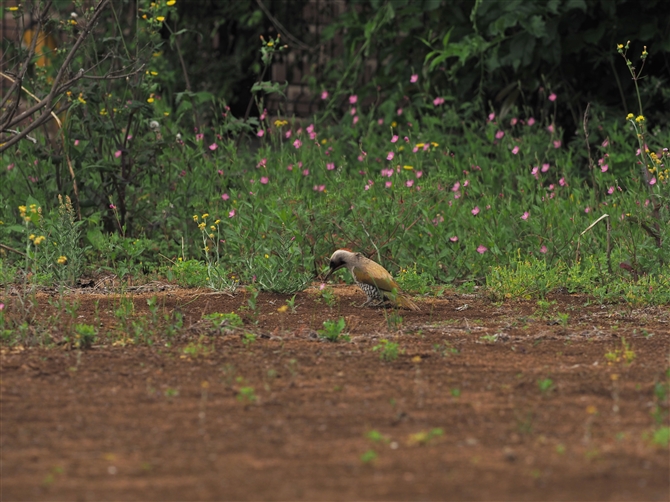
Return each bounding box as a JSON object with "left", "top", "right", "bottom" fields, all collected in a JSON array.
[{"left": 565, "top": 0, "right": 587, "bottom": 12}]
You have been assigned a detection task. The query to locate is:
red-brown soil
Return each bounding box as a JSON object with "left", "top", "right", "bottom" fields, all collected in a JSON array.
[{"left": 2, "top": 286, "right": 669, "bottom": 501}]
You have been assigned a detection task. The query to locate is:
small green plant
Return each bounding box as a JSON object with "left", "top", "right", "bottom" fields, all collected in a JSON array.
[
  {"left": 237, "top": 386, "right": 257, "bottom": 403},
  {"left": 556, "top": 312, "right": 570, "bottom": 327},
  {"left": 183, "top": 338, "right": 212, "bottom": 357},
  {"left": 646, "top": 426, "right": 669, "bottom": 448},
  {"left": 243, "top": 285, "right": 260, "bottom": 322},
  {"left": 164, "top": 388, "right": 179, "bottom": 397},
  {"left": 360, "top": 449, "right": 378, "bottom": 464},
  {"left": 386, "top": 311, "right": 403, "bottom": 331},
  {"left": 537, "top": 378, "right": 555, "bottom": 395},
  {"left": 408, "top": 428, "right": 444, "bottom": 445},
  {"left": 242, "top": 333, "right": 257, "bottom": 346},
  {"left": 535, "top": 299, "right": 557, "bottom": 319},
  {"left": 285, "top": 294, "right": 298, "bottom": 313},
  {"left": 318, "top": 317, "right": 349, "bottom": 342},
  {"left": 366, "top": 430, "right": 390, "bottom": 444},
  {"left": 396, "top": 264, "right": 434, "bottom": 295},
  {"left": 202, "top": 312, "right": 244, "bottom": 333},
  {"left": 69, "top": 323, "right": 97, "bottom": 349},
  {"left": 319, "top": 285, "right": 338, "bottom": 308},
  {"left": 479, "top": 334, "right": 498, "bottom": 343},
  {"left": 604, "top": 337, "right": 636, "bottom": 365},
  {"left": 372, "top": 339, "right": 402, "bottom": 362},
  {"left": 433, "top": 342, "right": 459, "bottom": 357}
]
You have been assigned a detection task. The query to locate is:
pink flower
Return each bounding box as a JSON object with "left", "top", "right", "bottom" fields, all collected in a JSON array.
[
  {"left": 433, "top": 97, "right": 445, "bottom": 106},
  {"left": 391, "top": 135, "right": 398, "bottom": 143},
  {"left": 358, "top": 155, "right": 365, "bottom": 162},
  {"left": 601, "top": 164, "right": 609, "bottom": 173},
  {"left": 548, "top": 184, "right": 555, "bottom": 191},
  {"left": 109, "top": 203, "right": 117, "bottom": 209},
  {"left": 285, "top": 130, "right": 292, "bottom": 139},
  {"left": 293, "top": 139, "right": 302, "bottom": 149},
  {"left": 649, "top": 177, "right": 657, "bottom": 185},
  {"left": 406, "top": 180, "right": 414, "bottom": 187},
  {"left": 553, "top": 140, "right": 561, "bottom": 149},
  {"left": 602, "top": 138, "right": 609, "bottom": 147},
  {"left": 559, "top": 177, "right": 566, "bottom": 186},
  {"left": 0, "top": 303, "right": 4, "bottom": 310},
  {"left": 397, "top": 108, "right": 403, "bottom": 115},
  {"left": 378, "top": 118, "right": 384, "bottom": 125},
  {"left": 471, "top": 206, "right": 480, "bottom": 216},
  {"left": 385, "top": 181, "right": 392, "bottom": 188},
  {"left": 512, "top": 146, "right": 520, "bottom": 155},
  {"left": 387, "top": 152, "right": 394, "bottom": 161},
  {"left": 521, "top": 211, "right": 529, "bottom": 220},
  {"left": 607, "top": 186, "right": 615, "bottom": 195},
  {"left": 196, "top": 133, "right": 204, "bottom": 141},
  {"left": 476, "top": 245, "right": 487, "bottom": 254},
  {"left": 209, "top": 143, "right": 218, "bottom": 151},
  {"left": 313, "top": 185, "right": 325, "bottom": 192},
  {"left": 350, "top": 107, "right": 356, "bottom": 116},
  {"left": 547, "top": 124, "right": 555, "bottom": 133},
  {"left": 488, "top": 113, "right": 495, "bottom": 122},
  {"left": 7, "top": 163, "right": 14, "bottom": 171},
  {"left": 452, "top": 181, "right": 460, "bottom": 192},
  {"left": 321, "top": 90, "right": 329, "bottom": 100},
  {"left": 327, "top": 162, "right": 335, "bottom": 170},
  {"left": 74, "top": 139, "right": 80, "bottom": 146},
  {"left": 548, "top": 93, "right": 557, "bottom": 102},
  {"left": 450, "top": 236, "right": 458, "bottom": 242},
  {"left": 584, "top": 207, "right": 590, "bottom": 213},
  {"left": 423, "top": 143, "right": 429, "bottom": 151},
  {"left": 221, "top": 193, "right": 230, "bottom": 200},
  {"left": 541, "top": 163, "right": 550, "bottom": 172},
  {"left": 256, "top": 158, "right": 267, "bottom": 168},
  {"left": 540, "top": 245, "right": 548, "bottom": 254},
  {"left": 527, "top": 117, "right": 535, "bottom": 126},
  {"left": 260, "top": 177, "right": 269, "bottom": 184},
  {"left": 463, "top": 180, "right": 469, "bottom": 187},
  {"left": 353, "top": 116, "right": 359, "bottom": 125},
  {"left": 510, "top": 118, "right": 518, "bottom": 126},
  {"left": 257, "top": 129, "right": 264, "bottom": 137},
  {"left": 218, "top": 170, "right": 224, "bottom": 175},
  {"left": 114, "top": 150, "right": 122, "bottom": 158},
  {"left": 531, "top": 166, "right": 539, "bottom": 179},
  {"left": 495, "top": 130, "right": 504, "bottom": 139},
  {"left": 381, "top": 168, "right": 393, "bottom": 177},
  {"left": 228, "top": 209, "right": 236, "bottom": 218},
  {"left": 302, "top": 169, "right": 309, "bottom": 176},
  {"left": 410, "top": 74, "right": 418, "bottom": 83},
  {"left": 349, "top": 95, "right": 358, "bottom": 105},
  {"left": 416, "top": 171, "right": 423, "bottom": 178}
]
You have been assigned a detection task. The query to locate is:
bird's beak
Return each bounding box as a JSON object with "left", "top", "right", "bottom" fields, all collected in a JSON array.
[{"left": 323, "top": 263, "right": 343, "bottom": 282}]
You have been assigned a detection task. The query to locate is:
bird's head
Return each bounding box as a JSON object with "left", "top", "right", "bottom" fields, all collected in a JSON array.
[{"left": 324, "top": 249, "right": 356, "bottom": 281}]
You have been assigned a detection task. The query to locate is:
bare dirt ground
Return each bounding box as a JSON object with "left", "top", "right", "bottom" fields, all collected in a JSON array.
[{"left": 2, "top": 285, "right": 669, "bottom": 501}]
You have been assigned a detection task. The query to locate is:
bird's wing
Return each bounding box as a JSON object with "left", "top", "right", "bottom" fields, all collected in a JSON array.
[{"left": 352, "top": 262, "right": 400, "bottom": 293}]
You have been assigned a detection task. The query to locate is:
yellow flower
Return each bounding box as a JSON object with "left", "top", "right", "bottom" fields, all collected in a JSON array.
[
  {"left": 198, "top": 222, "right": 206, "bottom": 229},
  {"left": 277, "top": 305, "right": 288, "bottom": 313},
  {"left": 625, "top": 113, "right": 634, "bottom": 120},
  {"left": 163, "top": 112, "right": 170, "bottom": 116},
  {"left": 391, "top": 121, "right": 397, "bottom": 128},
  {"left": 18, "top": 205, "right": 27, "bottom": 215},
  {"left": 150, "top": 71, "right": 158, "bottom": 76},
  {"left": 617, "top": 44, "right": 623, "bottom": 49},
  {"left": 204, "top": 246, "right": 210, "bottom": 253},
  {"left": 78, "top": 95, "right": 86, "bottom": 104},
  {"left": 431, "top": 142, "right": 439, "bottom": 147},
  {"left": 214, "top": 219, "right": 220, "bottom": 225},
  {"left": 635, "top": 115, "right": 645, "bottom": 123},
  {"left": 416, "top": 142, "right": 425, "bottom": 148},
  {"left": 147, "top": 97, "right": 154, "bottom": 103},
  {"left": 264, "top": 254, "right": 269, "bottom": 259},
  {"left": 208, "top": 233, "right": 214, "bottom": 239},
  {"left": 57, "top": 255, "right": 68, "bottom": 265},
  {"left": 202, "top": 213, "right": 209, "bottom": 219},
  {"left": 29, "top": 234, "right": 36, "bottom": 241},
  {"left": 267, "top": 41, "right": 274, "bottom": 47},
  {"left": 398, "top": 146, "right": 404, "bottom": 151},
  {"left": 193, "top": 215, "right": 199, "bottom": 221},
  {"left": 403, "top": 165, "right": 414, "bottom": 170},
  {"left": 167, "top": 0, "right": 176, "bottom": 5},
  {"left": 321, "top": 138, "right": 327, "bottom": 144},
  {"left": 9, "top": 6, "right": 19, "bottom": 11},
  {"left": 210, "top": 225, "right": 216, "bottom": 231},
  {"left": 100, "top": 108, "right": 107, "bottom": 115},
  {"left": 34, "top": 236, "right": 45, "bottom": 245},
  {"left": 156, "top": 16, "right": 165, "bottom": 22}
]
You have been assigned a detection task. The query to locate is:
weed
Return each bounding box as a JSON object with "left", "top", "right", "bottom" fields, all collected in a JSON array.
[
  {"left": 645, "top": 427, "right": 669, "bottom": 448},
  {"left": 366, "top": 430, "right": 390, "bottom": 444},
  {"left": 450, "top": 388, "right": 461, "bottom": 397},
  {"left": 285, "top": 294, "right": 298, "bottom": 313},
  {"left": 318, "top": 317, "right": 349, "bottom": 342},
  {"left": 537, "top": 378, "right": 555, "bottom": 395},
  {"left": 237, "top": 386, "right": 257, "bottom": 403},
  {"left": 408, "top": 428, "right": 444, "bottom": 445},
  {"left": 433, "top": 342, "right": 460, "bottom": 357},
  {"left": 183, "top": 338, "right": 212, "bottom": 357},
  {"left": 360, "top": 449, "right": 378, "bottom": 464},
  {"left": 556, "top": 312, "right": 570, "bottom": 327},
  {"left": 242, "top": 333, "right": 257, "bottom": 346},
  {"left": 386, "top": 311, "right": 403, "bottom": 331},
  {"left": 70, "top": 323, "right": 97, "bottom": 349},
  {"left": 604, "top": 337, "right": 636, "bottom": 365},
  {"left": 372, "top": 339, "right": 403, "bottom": 362},
  {"left": 202, "top": 312, "right": 244, "bottom": 334},
  {"left": 318, "top": 285, "right": 338, "bottom": 308}
]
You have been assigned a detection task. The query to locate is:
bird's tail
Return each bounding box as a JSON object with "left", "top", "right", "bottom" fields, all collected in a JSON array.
[{"left": 393, "top": 293, "right": 420, "bottom": 311}]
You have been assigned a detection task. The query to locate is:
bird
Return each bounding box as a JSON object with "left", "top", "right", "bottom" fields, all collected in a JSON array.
[{"left": 324, "top": 249, "right": 420, "bottom": 310}]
